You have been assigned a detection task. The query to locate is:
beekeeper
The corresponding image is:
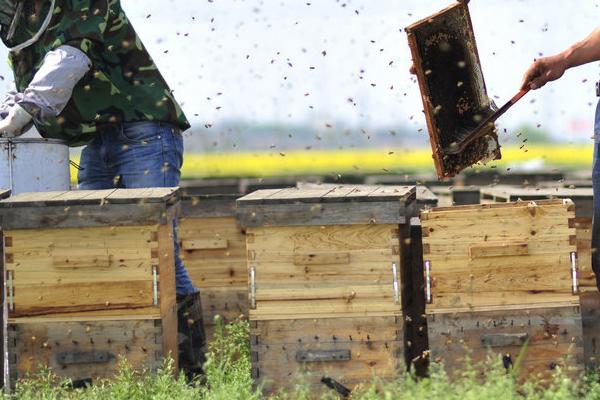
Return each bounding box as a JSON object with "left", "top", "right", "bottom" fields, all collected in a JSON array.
[
  {"left": 0, "top": 0, "right": 205, "bottom": 379},
  {"left": 521, "top": 28, "right": 600, "bottom": 291}
]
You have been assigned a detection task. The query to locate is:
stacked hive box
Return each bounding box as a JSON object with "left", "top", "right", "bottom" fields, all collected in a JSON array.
[
  {"left": 178, "top": 192, "right": 247, "bottom": 341},
  {"left": 421, "top": 200, "right": 583, "bottom": 380},
  {"left": 0, "top": 189, "right": 179, "bottom": 387},
  {"left": 237, "top": 185, "right": 416, "bottom": 395},
  {"left": 480, "top": 185, "right": 598, "bottom": 366},
  {"left": 480, "top": 186, "right": 594, "bottom": 289}
]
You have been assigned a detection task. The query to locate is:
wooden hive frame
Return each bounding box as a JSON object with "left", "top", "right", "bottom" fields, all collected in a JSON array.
[{"left": 406, "top": 2, "right": 501, "bottom": 179}]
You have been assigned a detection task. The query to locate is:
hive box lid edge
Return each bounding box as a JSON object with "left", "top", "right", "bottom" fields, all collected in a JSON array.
[
  {"left": 0, "top": 187, "right": 180, "bottom": 208},
  {"left": 237, "top": 185, "right": 416, "bottom": 205},
  {"left": 0, "top": 188, "right": 180, "bottom": 230},
  {"left": 237, "top": 185, "right": 417, "bottom": 227}
]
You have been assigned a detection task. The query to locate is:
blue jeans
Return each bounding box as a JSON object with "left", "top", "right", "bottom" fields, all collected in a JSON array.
[
  {"left": 593, "top": 102, "right": 600, "bottom": 290},
  {"left": 77, "top": 121, "right": 197, "bottom": 296}
]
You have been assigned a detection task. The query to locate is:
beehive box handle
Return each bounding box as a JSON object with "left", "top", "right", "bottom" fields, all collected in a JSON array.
[
  {"left": 181, "top": 238, "right": 228, "bottom": 250},
  {"left": 296, "top": 349, "right": 351, "bottom": 363},
  {"left": 293, "top": 252, "right": 351, "bottom": 266},
  {"left": 469, "top": 242, "right": 528, "bottom": 259},
  {"left": 480, "top": 333, "right": 528, "bottom": 347},
  {"left": 56, "top": 350, "right": 113, "bottom": 365},
  {"left": 52, "top": 254, "right": 111, "bottom": 269}
]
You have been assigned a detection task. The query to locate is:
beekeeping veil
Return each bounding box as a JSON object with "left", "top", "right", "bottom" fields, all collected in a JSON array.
[{"left": 0, "top": 0, "right": 55, "bottom": 52}]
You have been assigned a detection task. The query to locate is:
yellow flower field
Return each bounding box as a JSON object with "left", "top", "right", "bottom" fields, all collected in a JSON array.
[
  {"left": 69, "top": 144, "right": 594, "bottom": 180},
  {"left": 177, "top": 144, "right": 594, "bottom": 178}
]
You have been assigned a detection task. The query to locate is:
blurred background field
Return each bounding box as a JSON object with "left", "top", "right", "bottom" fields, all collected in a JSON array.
[
  {"left": 70, "top": 144, "right": 594, "bottom": 180},
  {"left": 178, "top": 144, "right": 593, "bottom": 179},
  {"left": 8, "top": 1, "right": 600, "bottom": 182}
]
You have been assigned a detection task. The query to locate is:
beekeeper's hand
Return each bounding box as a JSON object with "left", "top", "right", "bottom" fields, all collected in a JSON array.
[
  {"left": 521, "top": 55, "right": 568, "bottom": 90},
  {"left": 0, "top": 104, "right": 32, "bottom": 138}
]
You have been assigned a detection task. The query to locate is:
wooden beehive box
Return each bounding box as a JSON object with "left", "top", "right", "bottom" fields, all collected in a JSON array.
[
  {"left": 237, "top": 185, "right": 416, "bottom": 395},
  {"left": 0, "top": 189, "right": 179, "bottom": 385},
  {"left": 178, "top": 192, "right": 247, "bottom": 342},
  {"left": 406, "top": 2, "right": 500, "bottom": 179},
  {"left": 421, "top": 200, "right": 583, "bottom": 379},
  {"left": 480, "top": 186, "right": 594, "bottom": 290}
]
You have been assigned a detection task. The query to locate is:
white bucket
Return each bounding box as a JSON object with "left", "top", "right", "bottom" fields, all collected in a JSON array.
[{"left": 0, "top": 138, "right": 71, "bottom": 195}]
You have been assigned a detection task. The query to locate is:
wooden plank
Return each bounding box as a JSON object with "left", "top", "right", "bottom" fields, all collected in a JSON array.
[
  {"left": 0, "top": 190, "right": 65, "bottom": 205},
  {"left": 9, "top": 281, "right": 156, "bottom": 318},
  {"left": 179, "top": 216, "right": 247, "bottom": 288},
  {"left": 261, "top": 187, "right": 336, "bottom": 204},
  {"left": 480, "top": 186, "right": 593, "bottom": 218},
  {"left": 321, "top": 185, "right": 362, "bottom": 200},
  {"left": 366, "top": 186, "right": 416, "bottom": 201},
  {"left": 235, "top": 189, "right": 286, "bottom": 205},
  {"left": 0, "top": 188, "right": 180, "bottom": 208},
  {"left": 5, "top": 225, "right": 167, "bottom": 318},
  {"left": 182, "top": 238, "right": 228, "bottom": 250},
  {"left": 106, "top": 188, "right": 179, "bottom": 204},
  {"left": 293, "top": 252, "right": 350, "bottom": 266},
  {"left": 469, "top": 242, "right": 528, "bottom": 258},
  {"left": 480, "top": 186, "right": 593, "bottom": 201},
  {"left": 421, "top": 198, "right": 569, "bottom": 216},
  {"left": 52, "top": 252, "right": 112, "bottom": 269}
]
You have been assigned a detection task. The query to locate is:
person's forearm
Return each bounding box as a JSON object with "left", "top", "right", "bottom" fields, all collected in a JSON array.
[
  {"left": 561, "top": 27, "right": 600, "bottom": 69},
  {"left": 17, "top": 45, "right": 90, "bottom": 122}
]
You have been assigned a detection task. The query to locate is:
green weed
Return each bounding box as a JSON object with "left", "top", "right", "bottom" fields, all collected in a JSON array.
[{"left": 6, "top": 319, "right": 600, "bottom": 400}]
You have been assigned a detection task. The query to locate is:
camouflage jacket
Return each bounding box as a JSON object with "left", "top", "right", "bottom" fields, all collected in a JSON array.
[{"left": 4, "top": 0, "right": 190, "bottom": 146}]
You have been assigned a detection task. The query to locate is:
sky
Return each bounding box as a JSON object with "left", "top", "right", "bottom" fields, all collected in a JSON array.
[{"left": 0, "top": 0, "right": 599, "bottom": 143}]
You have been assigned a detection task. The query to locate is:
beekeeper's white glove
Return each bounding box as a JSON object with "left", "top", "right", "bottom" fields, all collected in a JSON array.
[{"left": 0, "top": 104, "right": 32, "bottom": 138}]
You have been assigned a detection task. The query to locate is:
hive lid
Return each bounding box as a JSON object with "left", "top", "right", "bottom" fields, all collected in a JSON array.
[
  {"left": 405, "top": 2, "right": 500, "bottom": 179},
  {"left": 480, "top": 185, "right": 593, "bottom": 217},
  {"left": 0, "top": 188, "right": 180, "bottom": 230},
  {"left": 237, "top": 185, "right": 416, "bottom": 227},
  {"left": 0, "top": 188, "right": 179, "bottom": 207},
  {"left": 480, "top": 185, "right": 593, "bottom": 201}
]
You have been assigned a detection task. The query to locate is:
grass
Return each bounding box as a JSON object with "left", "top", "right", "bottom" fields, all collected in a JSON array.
[
  {"left": 69, "top": 144, "right": 594, "bottom": 181},
  {"left": 8, "top": 318, "right": 600, "bottom": 400}
]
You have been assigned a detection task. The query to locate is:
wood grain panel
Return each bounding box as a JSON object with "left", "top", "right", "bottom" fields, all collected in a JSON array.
[
  {"left": 251, "top": 316, "right": 402, "bottom": 394},
  {"left": 427, "top": 305, "right": 583, "bottom": 381},
  {"left": 422, "top": 200, "right": 578, "bottom": 311}
]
